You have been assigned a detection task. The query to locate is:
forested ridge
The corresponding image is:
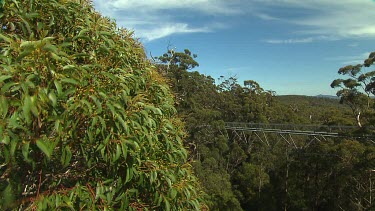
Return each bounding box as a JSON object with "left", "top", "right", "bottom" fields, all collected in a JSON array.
[
  {"left": 1, "top": 1, "right": 375, "bottom": 210},
  {"left": 154, "top": 49, "right": 375, "bottom": 210}
]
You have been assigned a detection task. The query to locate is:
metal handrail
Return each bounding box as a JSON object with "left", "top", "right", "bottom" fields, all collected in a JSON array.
[{"left": 224, "top": 122, "right": 375, "bottom": 139}]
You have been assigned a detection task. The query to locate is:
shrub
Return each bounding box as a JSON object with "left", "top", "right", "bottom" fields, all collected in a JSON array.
[{"left": 0, "top": 0, "right": 204, "bottom": 210}]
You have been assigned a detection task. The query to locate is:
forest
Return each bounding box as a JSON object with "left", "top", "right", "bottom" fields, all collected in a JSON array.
[
  {"left": 154, "top": 49, "right": 375, "bottom": 210},
  {"left": 0, "top": 0, "right": 375, "bottom": 210}
]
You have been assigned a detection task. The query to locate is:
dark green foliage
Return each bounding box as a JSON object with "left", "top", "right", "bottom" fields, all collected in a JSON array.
[
  {"left": 276, "top": 95, "right": 355, "bottom": 125},
  {"left": 155, "top": 48, "right": 375, "bottom": 210},
  {"left": 0, "top": 0, "right": 204, "bottom": 210}
]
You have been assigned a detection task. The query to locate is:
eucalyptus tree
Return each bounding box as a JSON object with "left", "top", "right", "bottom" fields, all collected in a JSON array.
[
  {"left": 331, "top": 52, "right": 375, "bottom": 127},
  {"left": 0, "top": 0, "right": 204, "bottom": 210}
]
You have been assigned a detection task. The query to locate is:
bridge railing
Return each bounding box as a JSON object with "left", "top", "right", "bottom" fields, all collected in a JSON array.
[{"left": 224, "top": 122, "right": 359, "bottom": 133}]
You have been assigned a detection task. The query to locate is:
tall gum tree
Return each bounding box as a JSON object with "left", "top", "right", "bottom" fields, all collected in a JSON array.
[{"left": 331, "top": 52, "right": 375, "bottom": 127}]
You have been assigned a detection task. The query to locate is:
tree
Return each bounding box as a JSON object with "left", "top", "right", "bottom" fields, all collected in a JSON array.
[
  {"left": 156, "top": 48, "right": 199, "bottom": 74},
  {"left": 0, "top": 0, "right": 204, "bottom": 210},
  {"left": 331, "top": 52, "right": 375, "bottom": 127}
]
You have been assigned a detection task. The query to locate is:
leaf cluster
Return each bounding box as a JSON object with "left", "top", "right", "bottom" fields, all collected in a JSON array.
[{"left": 0, "top": 0, "right": 204, "bottom": 210}]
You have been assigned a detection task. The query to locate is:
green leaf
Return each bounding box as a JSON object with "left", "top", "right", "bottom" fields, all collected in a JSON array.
[
  {"left": 0, "top": 33, "right": 12, "bottom": 43},
  {"left": 0, "top": 95, "right": 8, "bottom": 117},
  {"left": 164, "top": 197, "right": 170, "bottom": 211},
  {"left": 10, "top": 138, "right": 17, "bottom": 157},
  {"left": 157, "top": 193, "right": 163, "bottom": 206},
  {"left": 1, "top": 81, "right": 17, "bottom": 93},
  {"left": 54, "top": 80, "right": 62, "bottom": 97},
  {"left": 73, "top": 29, "right": 90, "bottom": 40},
  {"left": 22, "top": 141, "right": 30, "bottom": 158},
  {"left": 50, "top": 52, "right": 61, "bottom": 61},
  {"left": 63, "top": 65, "right": 76, "bottom": 71},
  {"left": 0, "top": 75, "right": 12, "bottom": 83},
  {"left": 20, "top": 40, "right": 39, "bottom": 48},
  {"left": 2, "top": 183, "right": 15, "bottom": 207},
  {"left": 170, "top": 188, "right": 177, "bottom": 200},
  {"left": 17, "top": 50, "right": 33, "bottom": 62},
  {"left": 21, "top": 17, "right": 32, "bottom": 35},
  {"left": 36, "top": 139, "right": 51, "bottom": 159},
  {"left": 165, "top": 177, "right": 172, "bottom": 188},
  {"left": 90, "top": 95, "right": 102, "bottom": 114},
  {"left": 1, "top": 135, "right": 10, "bottom": 145},
  {"left": 48, "top": 92, "right": 57, "bottom": 107},
  {"left": 113, "top": 144, "right": 121, "bottom": 163},
  {"left": 61, "top": 146, "right": 72, "bottom": 167},
  {"left": 42, "top": 44, "right": 58, "bottom": 54},
  {"left": 61, "top": 78, "right": 79, "bottom": 85},
  {"left": 98, "top": 45, "right": 110, "bottom": 54},
  {"left": 23, "top": 95, "right": 32, "bottom": 124},
  {"left": 125, "top": 167, "right": 133, "bottom": 183},
  {"left": 121, "top": 142, "right": 128, "bottom": 160}
]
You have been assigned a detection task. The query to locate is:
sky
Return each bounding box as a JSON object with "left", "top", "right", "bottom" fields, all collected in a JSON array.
[{"left": 92, "top": 0, "right": 375, "bottom": 96}]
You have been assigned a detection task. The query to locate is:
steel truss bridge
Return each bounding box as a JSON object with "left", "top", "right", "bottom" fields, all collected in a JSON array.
[{"left": 224, "top": 122, "right": 375, "bottom": 149}]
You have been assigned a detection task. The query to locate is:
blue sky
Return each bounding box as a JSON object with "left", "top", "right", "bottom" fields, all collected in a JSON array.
[{"left": 92, "top": 0, "right": 375, "bottom": 96}]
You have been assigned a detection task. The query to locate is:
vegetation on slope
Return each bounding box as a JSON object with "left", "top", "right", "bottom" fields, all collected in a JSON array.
[
  {"left": 155, "top": 49, "right": 375, "bottom": 210},
  {"left": 276, "top": 95, "right": 355, "bottom": 125}
]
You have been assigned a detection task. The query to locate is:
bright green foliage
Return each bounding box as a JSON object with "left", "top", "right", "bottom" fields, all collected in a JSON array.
[{"left": 0, "top": 0, "right": 204, "bottom": 210}]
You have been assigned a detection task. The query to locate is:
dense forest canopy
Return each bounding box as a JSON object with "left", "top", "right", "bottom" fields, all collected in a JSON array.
[
  {"left": 1, "top": 0, "right": 375, "bottom": 210},
  {"left": 155, "top": 49, "right": 375, "bottom": 210}
]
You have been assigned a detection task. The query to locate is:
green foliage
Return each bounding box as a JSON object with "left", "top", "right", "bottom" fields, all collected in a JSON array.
[
  {"left": 0, "top": 0, "right": 204, "bottom": 210},
  {"left": 276, "top": 95, "right": 355, "bottom": 125},
  {"left": 155, "top": 48, "right": 375, "bottom": 210},
  {"left": 331, "top": 52, "right": 375, "bottom": 127}
]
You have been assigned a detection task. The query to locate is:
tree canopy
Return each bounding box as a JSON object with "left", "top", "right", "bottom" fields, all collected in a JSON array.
[
  {"left": 331, "top": 52, "right": 375, "bottom": 127},
  {"left": 0, "top": 0, "right": 204, "bottom": 210},
  {"left": 155, "top": 48, "right": 375, "bottom": 210}
]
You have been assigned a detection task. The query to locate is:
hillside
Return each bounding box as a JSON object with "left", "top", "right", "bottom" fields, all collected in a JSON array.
[
  {"left": 277, "top": 95, "right": 341, "bottom": 106},
  {"left": 275, "top": 95, "right": 355, "bottom": 125}
]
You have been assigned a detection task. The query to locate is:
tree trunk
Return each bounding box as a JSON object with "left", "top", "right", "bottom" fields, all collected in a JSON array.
[{"left": 356, "top": 112, "right": 362, "bottom": 127}]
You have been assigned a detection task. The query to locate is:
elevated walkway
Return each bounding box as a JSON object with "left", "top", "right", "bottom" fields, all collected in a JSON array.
[{"left": 224, "top": 122, "right": 375, "bottom": 145}]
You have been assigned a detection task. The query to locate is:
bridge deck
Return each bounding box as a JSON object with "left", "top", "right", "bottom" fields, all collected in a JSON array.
[{"left": 224, "top": 122, "right": 375, "bottom": 139}]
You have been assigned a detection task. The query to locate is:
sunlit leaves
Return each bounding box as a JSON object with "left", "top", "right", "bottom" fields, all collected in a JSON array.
[{"left": 0, "top": 0, "right": 203, "bottom": 210}]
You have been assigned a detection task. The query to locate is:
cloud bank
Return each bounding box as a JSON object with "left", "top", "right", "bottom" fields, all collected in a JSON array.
[
  {"left": 92, "top": 0, "right": 375, "bottom": 42},
  {"left": 92, "top": 0, "right": 238, "bottom": 41}
]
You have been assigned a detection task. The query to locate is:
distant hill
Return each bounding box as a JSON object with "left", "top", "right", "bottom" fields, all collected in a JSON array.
[
  {"left": 275, "top": 95, "right": 354, "bottom": 125},
  {"left": 315, "top": 94, "right": 339, "bottom": 99},
  {"left": 276, "top": 95, "right": 342, "bottom": 107}
]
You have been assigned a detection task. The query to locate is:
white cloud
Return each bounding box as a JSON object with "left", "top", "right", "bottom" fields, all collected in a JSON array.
[
  {"left": 326, "top": 52, "right": 371, "bottom": 65},
  {"left": 92, "top": 0, "right": 375, "bottom": 42},
  {"left": 136, "top": 23, "right": 211, "bottom": 41},
  {"left": 251, "top": 0, "right": 375, "bottom": 40},
  {"left": 106, "top": 0, "right": 240, "bottom": 15},
  {"left": 265, "top": 35, "right": 339, "bottom": 44},
  {"left": 266, "top": 37, "right": 313, "bottom": 44},
  {"left": 92, "top": 0, "right": 240, "bottom": 41},
  {"left": 254, "top": 12, "right": 279, "bottom": 21},
  {"left": 348, "top": 43, "right": 359, "bottom": 47}
]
